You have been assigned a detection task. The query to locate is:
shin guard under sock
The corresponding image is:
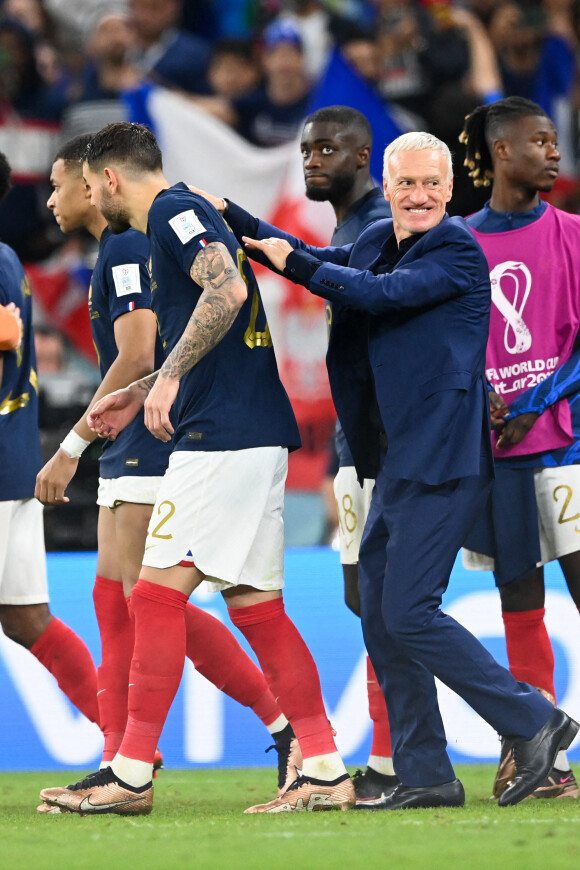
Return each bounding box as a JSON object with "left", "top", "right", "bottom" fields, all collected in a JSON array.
[
  {"left": 118, "top": 579, "right": 188, "bottom": 763},
  {"left": 367, "top": 656, "right": 392, "bottom": 760},
  {"left": 228, "top": 598, "right": 337, "bottom": 759},
  {"left": 184, "top": 602, "right": 281, "bottom": 727},
  {"left": 93, "top": 575, "right": 135, "bottom": 761},
  {"left": 31, "top": 616, "right": 99, "bottom": 725},
  {"left": 502, "top": 608, "right": 556, "bottom": 699}
]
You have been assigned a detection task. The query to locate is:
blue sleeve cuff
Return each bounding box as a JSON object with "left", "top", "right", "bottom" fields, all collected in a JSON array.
[{"left": 284, "top": 250, "right": 322, "bottom": 288}]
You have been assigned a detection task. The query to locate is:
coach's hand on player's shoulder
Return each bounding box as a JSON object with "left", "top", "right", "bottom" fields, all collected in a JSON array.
[
  {"left": 143, "top": 374, "right": 178, "bottom": 442},
  {"left": 188, "top": 185, "right": 226, "bottom": 212},
  {"left": 88, "top": 386, "right": 143, "bottom": 440},
  {"left": 35, "top": 452, "right": 77, "bottom": 505},
  {"left": 496, "top": 411, "right": 539, "bottom": 448},
  {"left": 242, "top": 236, "right": 293, "bottom": 271}
]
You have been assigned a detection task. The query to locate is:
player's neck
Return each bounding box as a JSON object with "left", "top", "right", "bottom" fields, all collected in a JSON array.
[
  {"left": 87, "top": 213, "right": 108, "bottom": 242},
  {"left": 131, "top": 175, "right": 170, "bottom": 234},
  {"left": 489, "top": 178, "right": 540, "bottom": 214},
  {"left": 332, "top": 177, "right": 376, "bottom": 225}
]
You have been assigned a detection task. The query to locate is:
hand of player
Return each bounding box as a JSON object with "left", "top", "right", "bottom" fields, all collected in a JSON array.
[
  {"left": 88, "top": 385, "right": 144, "bottom": 440},
  {"left": 35, "top": 450, "right": 79, "bottom": 505},
  {"left": 489, "top": 390, "right": 509, "bottom": 430},
  {"left": 188, "top": 185, "right": 226, "bottom": 212},
  {"left": 242, "top": 236, "right": 294, "bottom": 271},
  {"left": 496, "top": 411, "right": 540, "bottom": 448},
  {"left": 143, "top": 374, "right": 179, "bottom": 442},
  {"left": 0, "top": 301, "right": 22, "bottom": 350}
]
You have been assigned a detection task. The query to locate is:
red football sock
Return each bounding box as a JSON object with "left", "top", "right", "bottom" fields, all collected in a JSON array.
[
  {"left": 119, "top": 578, "right": 188, "bottom": 764},
  {"left": 502, "top": 608, "right": 556, "bottom": 700},
  {"left": 228, "top": 598, "right": 336, "bottom": 759},
  {"left": 367, "top": 657, "right": 392, "bottom": 758},
  {"left": 30, "top": 616, "right": 99, "bottom": 725},
  {"left": 93, "top": 575, "right": 135, "bottom": 761},
  {"left": 184, "top": 602, "right": 281, "bottom": 727}
]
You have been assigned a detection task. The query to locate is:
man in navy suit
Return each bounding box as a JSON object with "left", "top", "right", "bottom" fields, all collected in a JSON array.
[{"left": 204, "top": 131, "right": 579, "bottom": 810}]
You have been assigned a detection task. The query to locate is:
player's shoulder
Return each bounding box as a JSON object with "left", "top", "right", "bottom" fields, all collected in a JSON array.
[
  {"left": 100, "top": 227, "right": 149, "bottom": 267},
  {"left": 548, "top": 201, "right": 580, "bottom": 229},
  {"left": 151, "top": 183, "right": 222, "bottom": 245},
  {"left": 0, "top": 240, "right": 23, "bottom": 270}
]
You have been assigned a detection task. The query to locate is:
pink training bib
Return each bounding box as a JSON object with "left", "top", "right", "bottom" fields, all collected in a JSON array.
[{"left": 471, "top": 204, "right": 580, "bottom": 458}]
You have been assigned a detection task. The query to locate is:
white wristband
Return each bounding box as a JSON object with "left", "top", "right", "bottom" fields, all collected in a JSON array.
[{"left": 60, "top": 430, "right": 91, "bottom": 459}]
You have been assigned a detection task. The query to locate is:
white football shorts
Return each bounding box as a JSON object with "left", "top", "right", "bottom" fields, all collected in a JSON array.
[
  {"left": 334, "top": 466, "right": 374, "bottom": 565},
  {"left": 463, "top": 464, "right": 580, "bottom": 572},
  {"left": 97, "top": 475, "right": 164, "bottom": 509},
  {"left": 142, "top": 445, "right": 287, "bottom": 593},
  {"left": 0, "top": 498, "right": 49, "bottom": 604}
]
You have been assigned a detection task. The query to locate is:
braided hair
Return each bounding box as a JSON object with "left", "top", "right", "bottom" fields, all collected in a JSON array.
[{"left": 459, "top": 97, "right": 549, "bottom": 188}]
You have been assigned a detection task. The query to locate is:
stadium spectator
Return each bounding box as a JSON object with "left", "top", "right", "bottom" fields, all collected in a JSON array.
[
  {"left": 62, "top": 11, "right": 138, "bottom": 139},
  {"left": 126, "top": 0, "right": 212, "bottom": 94},
  {"left": 0, "top": 17, "right": 67, "bottom": 261}
]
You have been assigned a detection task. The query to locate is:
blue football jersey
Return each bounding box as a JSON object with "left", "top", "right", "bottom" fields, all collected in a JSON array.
[
  {"left": 89, "top": 228, "right": 171, "bottom": 478},
  {"left": 0, "top": 243, "right": 43, "bottom": 500},
  {"left": 147, "top": 184, "right": 300, "bottom": 452}
]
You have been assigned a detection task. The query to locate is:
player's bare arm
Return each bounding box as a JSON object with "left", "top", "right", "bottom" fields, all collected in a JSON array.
[
  {"left": 36, "top": 309, "right": 157, "bottom": 505},
  {"left": 143, "top": 241, "right": 247, "bottom": 441}
]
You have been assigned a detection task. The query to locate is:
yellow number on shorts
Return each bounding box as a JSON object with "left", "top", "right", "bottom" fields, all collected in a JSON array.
[
  {"left": 342, "top": 494, "right": 358, "bottom": 534},
  {"left": 151, "top": 500, "right": 176, "bottom": 539},
  {"left": 553, "top": 485, "right": 580, "bottom": 531},
  {"left": 236, "top": 248, "right": 273, "bottom": 349}
]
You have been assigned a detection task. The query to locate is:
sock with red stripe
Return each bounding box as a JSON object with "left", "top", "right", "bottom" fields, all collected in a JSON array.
[
  {"left": 366, "top": 656, "right": 395, "bottom": 776},
  {"left": 30, "top": 616, "right": 99, "bottom": 725},
  {"left": 228, "top": 598, "right": 343, "bottom": 777},
  {"left": 184, "top": 602, "right": 282, "bottom": 728},
  {"left": 93, "top": 575, "right": 135, "bottom": 762},
  {"left": 502, "top": 608, "right": 556, "bottom": 699},
  {"left": 118, "top": 578, "right": 188, "bottom": 765}
]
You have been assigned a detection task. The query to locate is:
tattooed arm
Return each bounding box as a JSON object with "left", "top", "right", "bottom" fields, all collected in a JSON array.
[{"left": 143, "top": 241, "right": 248, "bottom": 441}]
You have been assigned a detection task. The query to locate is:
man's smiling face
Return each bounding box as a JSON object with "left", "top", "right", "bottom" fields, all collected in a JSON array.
[{"left": 384, "top": 148, "right": 453, "bottom": 243}]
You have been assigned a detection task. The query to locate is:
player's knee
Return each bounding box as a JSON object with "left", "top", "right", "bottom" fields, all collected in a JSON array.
[
  {"left": 499, "top": 573, "right": 544, "bottom": 612},
  {"left": 0, "top": 604, "right": 51, "bottom": 648}
]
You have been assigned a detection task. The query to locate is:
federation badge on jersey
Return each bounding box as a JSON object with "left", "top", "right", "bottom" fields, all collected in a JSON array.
[
  {"left": 169, "top": 210, "right": 206, "bottom": 244},
  {"left": 112, "top": 263, "right": 142, "bottom": 297}
]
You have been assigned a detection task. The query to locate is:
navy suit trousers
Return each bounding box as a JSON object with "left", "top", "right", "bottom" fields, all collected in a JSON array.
[{"left": 359, "top": 464, "right": 555, "bottom": 786}]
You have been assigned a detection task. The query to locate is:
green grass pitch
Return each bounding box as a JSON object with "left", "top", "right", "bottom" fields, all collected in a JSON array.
[{"left": 1, "top": 766, "right": 579, "bottom": 870}]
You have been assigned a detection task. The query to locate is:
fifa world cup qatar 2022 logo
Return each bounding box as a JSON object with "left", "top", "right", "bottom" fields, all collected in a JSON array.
[{"left": 490, "top": 260, "right": 532, "bottom": 355}]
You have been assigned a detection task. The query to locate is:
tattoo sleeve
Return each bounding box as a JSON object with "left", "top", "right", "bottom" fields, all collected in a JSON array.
[
  {"left": 160, "top": 241, "right": 246, "bottom": 380},
  {"left": 134, "top": 370, "right": 159, "bottom": 395}
]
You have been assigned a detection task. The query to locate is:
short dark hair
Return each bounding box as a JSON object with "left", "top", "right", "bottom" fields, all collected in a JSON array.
[
  {"left": 303, "top": 105, "right": 373, "bottom": 145},
  {"left": 0, "top": 151, "right": 12, "bottom": 203},
  {"left": 211, "top": 37, "right": 256, "bottom": 65},
  {"left": 84, "top": 122, "right": 163, "bottom": 175},
  {"left": 459, "top": 97, "right": 550, "bottom": 187},
  {"left": 54, "top": 134, "right": 95, "bottom": 173}
]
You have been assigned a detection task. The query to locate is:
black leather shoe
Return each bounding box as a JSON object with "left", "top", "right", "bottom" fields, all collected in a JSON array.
[
  {"left": 499, "top": 708, "right": 579, "bottom": 807},
  {"left": 369, "top": 778, "right": 465, "bottom": 810}
]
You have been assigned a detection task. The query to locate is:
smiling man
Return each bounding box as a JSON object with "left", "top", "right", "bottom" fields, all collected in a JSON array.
[
  {"left": 460, "top": 96, "right": 580, "bottom": 801},
  {"left": 200, "top": 130, "right": 579, "bottom": 810}
]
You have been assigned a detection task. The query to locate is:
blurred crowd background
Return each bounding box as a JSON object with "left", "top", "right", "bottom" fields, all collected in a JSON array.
[{"left": 3, "top": 0, "right": 580, "bottom": 549}]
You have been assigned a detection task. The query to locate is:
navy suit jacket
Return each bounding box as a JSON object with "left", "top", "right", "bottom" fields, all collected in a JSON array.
[{"left": 225, "top": 203, "right": 493, "bottom": 486}]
